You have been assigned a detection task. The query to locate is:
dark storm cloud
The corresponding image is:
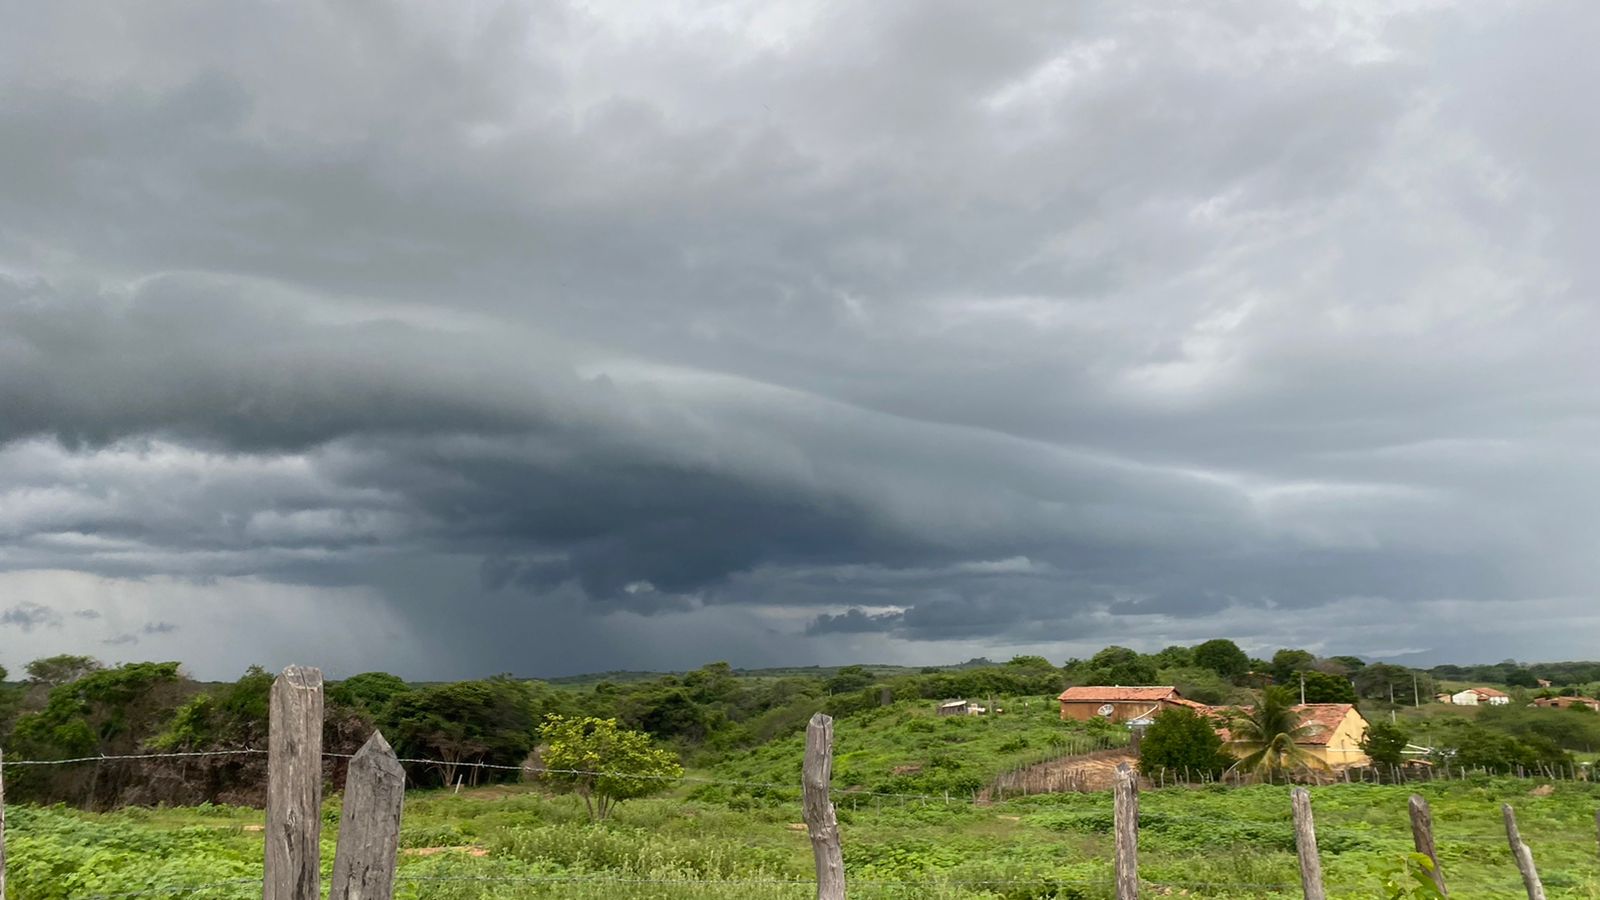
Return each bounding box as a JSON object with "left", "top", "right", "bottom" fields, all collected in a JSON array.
[
  {"left": 806, "top": 608, "right": 903, "bottom": 636},
  {"left": 2, "top": 602, "right": 63, "bottom": 632},
  {"left": 1, "top": 0, "right": 1598, "bottom": 677}
]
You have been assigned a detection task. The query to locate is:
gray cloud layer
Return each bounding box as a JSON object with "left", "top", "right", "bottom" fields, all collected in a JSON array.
[{"left": 2, "top": 0, "right": 1597, "bottom": 677}]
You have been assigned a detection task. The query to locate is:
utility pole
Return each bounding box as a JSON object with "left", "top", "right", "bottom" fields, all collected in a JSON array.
[
  {"left": 1300, "top": 672, "right": 1307, "bottom": 706},
  {"left": 1412, "top": 673, "right": 1420, "bottom": 707}
]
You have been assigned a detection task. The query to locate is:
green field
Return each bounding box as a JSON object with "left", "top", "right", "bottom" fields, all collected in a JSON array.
[
  {"left": 698, "top": 695, "right": 1123, "bottom": 802},
  {"left": 6, "top": 686, "right": 1600, "bottom": 899},
  {"left": 7, "top": 775, "right": 1600, "bottom": 899}
]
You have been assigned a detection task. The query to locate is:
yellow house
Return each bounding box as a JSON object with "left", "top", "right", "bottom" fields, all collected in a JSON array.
[{"left": 1220, "top": 703, "right": 1371, "bottom": 770}]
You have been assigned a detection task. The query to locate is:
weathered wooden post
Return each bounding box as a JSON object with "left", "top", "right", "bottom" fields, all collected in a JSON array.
[
  {"left": 1503, "top": 804, "right": 1546, "bottom": 900},
  {"left": 330, "top": 731, "right": 405, "bottom": 900},
  {"left": 264, "top": 665, "right": 324, "bottom": 900},
  {"left": 1290, "top": 788, "right": 1326, "bottom": 900},
  {"left": 1409, "top": 794, "right": 1447, "bottom": 895},
  {"left": 1114, "top": 763, "right": 1138, "bottom": 900},
  {"left": 803, "top": 713, "right": 845, "bottom": 900}
]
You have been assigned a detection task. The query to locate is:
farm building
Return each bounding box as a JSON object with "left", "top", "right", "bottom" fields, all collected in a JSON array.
[
  {"left": 1218, "top": 703, "right": 1372, "bottom": 770},
  {"left": 936, "top": 699, "right": 988, "bottom": 716},
  {"left": 1531, "top": 695, "right": 1600, "bottom": 711},
  {"left": 1056, "top": 685, "right": 1209, "bottom": 723},
  {"left": 1450, "top": 687, "right": 1510, "bottom": 706}
]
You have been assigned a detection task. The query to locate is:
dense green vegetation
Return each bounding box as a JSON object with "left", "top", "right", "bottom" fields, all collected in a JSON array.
[
  {"left": 3, "top": 642, "right": 1599, "bottom": 808},
  {"left": 6, "top": 773, "right": 1599, "bottom": 898},
  {"left": 5, "top": 643, "right": 1600, "bottom": 897}
]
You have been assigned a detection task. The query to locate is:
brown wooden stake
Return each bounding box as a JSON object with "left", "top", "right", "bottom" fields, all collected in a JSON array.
[
  {"left": 1290, "top": 788, "right": 1326, "bottom": 900},
  {"left": 1409, "top": 794, "right": 1447, "bottom": 895},
  {"left": 330, "top": 731, "right": 405, "bottom": 900},
  {"left": 265, "top": 665, "right": 324, "bottom": 900},
  {"left": 1114, "top": 763, "right": 1139, "bottom": 900},
  {"left": 1503, "top": 804, "right": 1547, "bottom": 900},
  {"left": 803, "top": 713, "right": 845, "bottom": 900}
]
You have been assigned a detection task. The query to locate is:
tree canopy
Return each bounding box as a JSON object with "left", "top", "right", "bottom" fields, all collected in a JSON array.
[
  {"left": 1193, "top": 639, "right": 1250, "bottom": 679},
  {"left": 1137, "top": 707, "right": 1231, "bottom": 778},
  {"left": 539, "top": 714, "right": 683, "bottom": 820},
  {"left": 1360, "top": 719, "right": 1411, "bottom": 769}
]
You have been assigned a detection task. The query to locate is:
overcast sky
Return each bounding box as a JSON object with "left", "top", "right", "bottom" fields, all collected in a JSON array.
[{"left": 2, "top": 1, "right": 1597, "bottom": 680}]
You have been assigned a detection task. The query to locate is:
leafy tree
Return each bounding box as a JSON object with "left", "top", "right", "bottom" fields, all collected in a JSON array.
[
  {"left": 1007, "top": 655, "right": 1055, "bottom": 669},
  {"left": 0, "top": 662, "right": 19, "bottom": 733},
  {"left": 1193, "top": 639, "right": 1250, "bottom": 680},
  {"left": 1138, "top": 708, "right": 1231, "bottom": 778},
  {"left": 154, "top": 665, "right": 274, "bottom": 750},
  {"left": 25, "top": 654, "right": 104, "bottom": 686},
  {"left": 1225, "top": 687, "right": 1330, "bottom": 781},
  {"left": 825, "top": 665, "right": 873, "bottom": 694},
  {"left": 1361, "top": 719, "right": 1411, "bottom": 768},
  {"left": 383, "top": 677, "right": 541, "bottom": 787},
  {"left": 1074, "top": 646, "right": 1157, "bottom": 685},
  {"left": 328, "top": 672, "right": 412, "bottom": 716},
  {"left": 1269, "top": 649, "right": 1316, "bottom": 684},
  {"left": 682, "top": 661, "right": 738, "bottom": 703},
  {"left": 1151, "top": 645, "right": 1194, "bottom": 669},
  {"left": 7, "top": 662, "right": 188, "bottom": 805},
  {"left": 1298, "top": 671, "right": 1358, "bottom": 704},
  {"left": 1157, "top": 666, "right": 1235, "bottom": 705},
  {"left": 1327, "top": 655, "right": 1366, "bottom": 672},
  {"left": 623, "top": 687, "right": 712, "bottom": 742},
  {"left": 539, "top": 715, "right": 683, "bottom": 820},
  {"left": 1354, "top": 664, "right": 1431, "bottom": 705}
]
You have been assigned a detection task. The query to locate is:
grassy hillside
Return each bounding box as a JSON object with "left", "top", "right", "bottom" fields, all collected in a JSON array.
[
  {"left": 7, "top": 777, "right": 1600, "bottom": 898},
  {"left": 697, "top": 694, "right": 1122, "bottom": 802}
]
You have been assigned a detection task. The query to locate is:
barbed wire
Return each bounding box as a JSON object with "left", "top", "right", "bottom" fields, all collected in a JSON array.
[
  {"left": 6, "top": 744, "right": 1596, "bottom": 807},
  {"left": 0, "top": 749, "right": 266, "bottom": 766}
]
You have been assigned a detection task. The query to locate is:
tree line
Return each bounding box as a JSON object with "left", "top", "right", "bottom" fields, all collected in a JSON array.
[{"left": 3, "top": 641, "right": 1596, "bottom": 808}]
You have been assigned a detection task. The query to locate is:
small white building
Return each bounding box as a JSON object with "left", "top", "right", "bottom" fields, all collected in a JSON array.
[{"left": 1450, "top": 687, "right": 1510, "bottom": 706}]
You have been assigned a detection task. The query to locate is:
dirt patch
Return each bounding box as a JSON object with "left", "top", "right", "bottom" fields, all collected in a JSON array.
[
  {"left": 890, "top": 764, "right": 923, "bottom": 775},
  {"left": 786, "top": 823, "right": 808, "bottom": 832},
  {"left": 980, "top": 748, "right": 1141, "bottom": 802},
  {"left": 1530, "top": 783, "right": 1555, "bottom": 797}
]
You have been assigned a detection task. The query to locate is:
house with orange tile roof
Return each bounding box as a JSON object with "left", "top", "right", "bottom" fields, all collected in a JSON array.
[
  {"left": 1056, "top": 685, "right": 1211, "bottom": 723},
  {"left": 1216, "top": 703, "right": 1371, "bottom": 770},
  {"left": 1531, "top": 695, "right": 1600, "bottom": 711}
]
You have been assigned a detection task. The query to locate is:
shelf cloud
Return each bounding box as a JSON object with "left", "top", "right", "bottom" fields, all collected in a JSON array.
[{"left": 2, "top": 1, "right": 1598, "bottom": 677}]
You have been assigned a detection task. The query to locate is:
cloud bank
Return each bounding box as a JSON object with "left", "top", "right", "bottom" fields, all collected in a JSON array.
[{"left": 2, "top": 0, "right": 1597, "bottom": 677}]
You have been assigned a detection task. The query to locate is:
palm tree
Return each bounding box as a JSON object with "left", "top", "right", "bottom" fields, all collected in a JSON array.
[{"left": 1226, "top": 687, "right": 1331, "bottom": 782}]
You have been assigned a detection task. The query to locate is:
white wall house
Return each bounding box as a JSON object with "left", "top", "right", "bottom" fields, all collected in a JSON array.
[{"left": 1450, "top": 687, "right": 1510, "bottom": 706}]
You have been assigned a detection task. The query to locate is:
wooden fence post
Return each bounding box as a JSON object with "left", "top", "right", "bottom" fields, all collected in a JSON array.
[
  {"left": 1, "top": 747, "right": 8, "bottom": 900},
  {"left": 1114, "top": 763, "right": 1138, "bottom": 900},
  {"left": 1503, "top": 804, "right": 1546, "bottom": 900},
  {"left": 330, "top": 731, "right": 405, "bottom": 900},
  {"left": 803, "top": 713, "right": 845, "bottom": 900},
  {"left": 1409, "top": 794, "right": 1447, "bottom": 895},
  {"left": 265, "top": 665, "right": 324, "bottom": 900},
  {"left": 1290, "top": 788, "right": 1326, "bottom": 900}
]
